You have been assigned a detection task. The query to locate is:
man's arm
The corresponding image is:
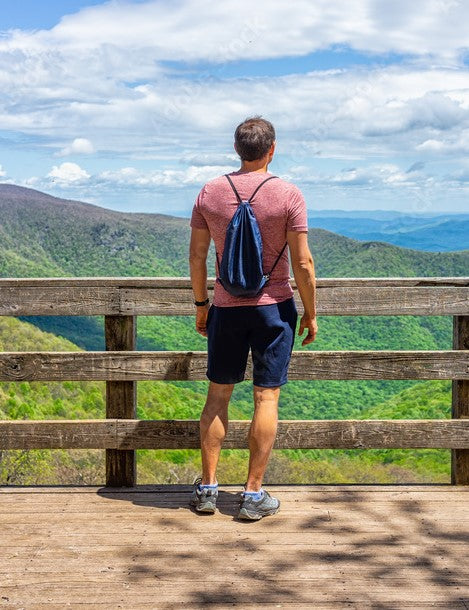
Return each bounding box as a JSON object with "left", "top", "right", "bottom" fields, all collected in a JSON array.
[
  {"left": 287, "top": 230, "right": 318, "bottom": 346},
  {"left": 189, "top": 227, "right": 211, "bottom": 337}
]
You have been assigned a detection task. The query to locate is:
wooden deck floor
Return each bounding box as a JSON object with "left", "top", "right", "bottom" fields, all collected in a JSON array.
[{"left": 0, "top": 485, "right": 468, "bottom": 609}]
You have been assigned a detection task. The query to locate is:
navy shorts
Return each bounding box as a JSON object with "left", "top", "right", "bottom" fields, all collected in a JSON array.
[{"left": 206, "top": 297, "right": 298, "bottom": 387}]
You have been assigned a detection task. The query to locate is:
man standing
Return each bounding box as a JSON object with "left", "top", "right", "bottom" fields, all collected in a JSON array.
[{"left": 189, "top": 117, "right": 317, "bottom": 520}]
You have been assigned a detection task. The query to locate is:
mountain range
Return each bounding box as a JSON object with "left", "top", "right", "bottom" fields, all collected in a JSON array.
[
  {"left": 1, "top": 184, "right": 467, "bottom": 280},
  {"left": 308, "top": 209, "right": 469, "bottom": 252}
]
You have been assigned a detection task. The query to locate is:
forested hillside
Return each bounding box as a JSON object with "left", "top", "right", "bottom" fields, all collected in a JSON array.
[{"left": 1, "top": 184, "right": 468, "bottom": 280}]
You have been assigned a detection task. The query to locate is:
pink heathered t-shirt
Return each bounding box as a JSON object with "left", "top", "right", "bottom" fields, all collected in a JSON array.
[{"left": 190, "top": 170, "right": 308, "bottom": 307}]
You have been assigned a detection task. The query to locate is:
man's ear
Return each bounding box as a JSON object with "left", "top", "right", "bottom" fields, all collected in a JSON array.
[
  {"left": 268, "top": 141, "right": 276, "bottom": 160},
  {"left": 234, "top": 142, "right": 239, "bottom": 156}
]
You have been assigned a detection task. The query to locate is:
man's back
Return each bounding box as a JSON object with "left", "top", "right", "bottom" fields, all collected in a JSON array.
[{"left": 190, "top": 170, "right": 308, "bottom": 307}]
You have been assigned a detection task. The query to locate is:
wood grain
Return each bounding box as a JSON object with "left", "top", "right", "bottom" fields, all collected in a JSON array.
[
  {"left": 0, "top": 277, "right": 467, "bottom": 316},
  {"left": 0, "top": 486, "right": 467, "bottom": 608},
  {"left": 0, "top": 285, "right": 120, "bottom": 315},
  {"left": 0, "top": 350, "right": 467, "bottom": 381},
  {"left": 451, "top": 315, "right": 469, "bottom": 484},
  {"left": 104, "top": 315, "right": 136, "bottom": 487},
  {"left": 0, "top": 276, "right": 468, "bottom": 287},
  {"left": 1, "top": 419, "right": 469, "bottom": 449}
]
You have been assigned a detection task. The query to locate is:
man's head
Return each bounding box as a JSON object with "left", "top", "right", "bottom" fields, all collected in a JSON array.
[{"left": 234, "top": 116, "right": 276, "bottom": 162}]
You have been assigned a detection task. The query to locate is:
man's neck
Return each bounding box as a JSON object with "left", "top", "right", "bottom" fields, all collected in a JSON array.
[{"left": 238, "top": 159, "right": 270, "bottom": 173}]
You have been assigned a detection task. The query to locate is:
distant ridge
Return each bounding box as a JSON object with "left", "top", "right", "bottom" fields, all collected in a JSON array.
[
  {"left": 311, "top": 208, "right": 461, "bottom": 219},
  {"left": 0, "top": 182, "right": 467, "bottom": 281},
  {"left": 308, "top": 208, "right": 469, "bottom": 252},
  {"left": 0, "top": 182, "right": 182, "bottom": 220}
]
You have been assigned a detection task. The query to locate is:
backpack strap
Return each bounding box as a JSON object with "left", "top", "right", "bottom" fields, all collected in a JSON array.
[
  {"left": 225, "top": 174, "right": 277, "bottom": 204},
  {"left": 266, "top": 242, "right": 288, "bottom": 278},
  {"left": 224, "top": 173, "right": 286, "bottom": 280},
  {"left": 247, "top": 175, "right": 278, "bottom": 201},
  {"left": 225, "top": 174, "right": 243, "bottom": 204}
]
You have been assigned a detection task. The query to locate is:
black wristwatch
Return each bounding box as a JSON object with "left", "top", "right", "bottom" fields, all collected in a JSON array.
[{"left": 194, "top": 298, "right": 209, "bottom": 306}]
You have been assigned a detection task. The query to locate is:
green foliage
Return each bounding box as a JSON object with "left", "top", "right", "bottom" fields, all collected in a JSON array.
[{"left": 0, "top": 185, "right": 215, "bottom": 278}]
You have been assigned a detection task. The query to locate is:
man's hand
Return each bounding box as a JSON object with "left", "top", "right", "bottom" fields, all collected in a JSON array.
[
  {"left": 298, "top": 314, "right": 318, "bottom": 346},
  {"left": 195, "top": 304, "right": 210, "bottom": 337}
]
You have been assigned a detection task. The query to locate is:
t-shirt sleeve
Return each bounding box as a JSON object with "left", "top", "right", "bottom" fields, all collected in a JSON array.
[
  {"left": 286, "top": 185, "right": 308, "bottom": 232},
  {"left": 190, "top": 186, "right": 209, "bottom": 230}
]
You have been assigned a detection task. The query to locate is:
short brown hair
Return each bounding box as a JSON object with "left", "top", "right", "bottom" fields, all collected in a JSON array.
[{"left": 234, "top": 117, "right": 276, "bottom": 161}]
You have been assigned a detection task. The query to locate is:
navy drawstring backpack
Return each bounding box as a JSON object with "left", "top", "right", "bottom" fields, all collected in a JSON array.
[{"left": 216, "top": 174, "right": 287, "bottom": 298}]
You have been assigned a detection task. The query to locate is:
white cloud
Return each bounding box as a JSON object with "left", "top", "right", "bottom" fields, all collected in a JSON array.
[
  {"left": 0, "top": 164, "right": 6, "bottom": 178},
  {"left": 47, "top": 162, "right": 90, "bottom": 184},
  {"left": 416, "top": 139, "right": 445, "bottom": 152},
  {"left": 57, "top": 138, "right": 94, "bottom": 156},
  {"left": 416, "top": 129, "right": 469, "bottom": 154},
  {"left": 95, "top": 165, "right": 237, "bottom": 188},
  {"left": 0, "top": 1, "right": 467, "bottom": 165},
  {"left": 2, "top": 0, "right": 468, "bottom": 64},
  {"left": 1, "top": 63, "right": 468, "bottom": 163},
  {"left": 16, "top": 157, "right": 467, "bottom": 215},
  {"left": 36, "top": 164, "right": 237, "bottom": 192},
  {"left": 180, "top": 152, "right": 238, "bottom": 166},
  {"left": 286, "top": 162, "right": 429, "bottom": 189}
]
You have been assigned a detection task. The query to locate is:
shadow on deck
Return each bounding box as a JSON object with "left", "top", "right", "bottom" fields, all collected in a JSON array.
[{"left": 1, "top": 485, "right": 469, "bottom": 609}]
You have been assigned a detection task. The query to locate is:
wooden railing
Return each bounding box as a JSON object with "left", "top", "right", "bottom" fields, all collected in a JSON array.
[{"left": 0, "top": 277, "right": 468, "bottom": 487}]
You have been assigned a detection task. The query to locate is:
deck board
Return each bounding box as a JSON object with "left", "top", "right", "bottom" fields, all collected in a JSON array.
[{"left": 0, "top": 485, "right": 468, "bottom": 609}]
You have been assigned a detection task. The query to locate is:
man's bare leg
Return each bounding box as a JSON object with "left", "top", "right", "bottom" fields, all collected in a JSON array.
[
  {"left": 245, "top": 386, "right": 280, "bottom": 491},
  {"left": 200, "top": 381, "right": 234, "bottom": 485}
]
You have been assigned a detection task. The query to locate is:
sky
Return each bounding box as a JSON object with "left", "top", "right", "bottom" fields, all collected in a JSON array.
[{"left": 0, "top": 0, "right": 469, "bottom": 216}]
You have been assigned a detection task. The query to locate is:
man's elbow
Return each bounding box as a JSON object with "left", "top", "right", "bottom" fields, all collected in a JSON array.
[{"left": 292, "top": 255, "right": 314, "bottom": 273}]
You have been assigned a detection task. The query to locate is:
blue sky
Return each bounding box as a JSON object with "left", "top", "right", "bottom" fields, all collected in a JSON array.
[{"left": 1, "top": 0, "right": 469, "bottom": 216}]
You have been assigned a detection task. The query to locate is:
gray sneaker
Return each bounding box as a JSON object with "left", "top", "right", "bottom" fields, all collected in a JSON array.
[
  {"left": 237, "top": 489, "right": 280, "bottom": 520},
  {"left": 189, "top": 477, "right": 218, "bottom": 513}
]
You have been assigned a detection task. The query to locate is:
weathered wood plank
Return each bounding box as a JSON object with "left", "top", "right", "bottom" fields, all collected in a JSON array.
[
  {"left": 2, "top": 562, "right": 469, "bottom": 579},
  {"left": 0, "top": 286, "right": 120, "bottom": 315},
  {"left": 1, "top": 419, "right": 469, "bottom": 449},
  {"left": 4, "top": 515, "right": 468, "bottom": 532},
  {"left": 452, "top": 315, "right": 469, "bottom": 485},
  {"left": 116, "top": 418, "right": 469, "bottom": 450},
  {"left": 105, "top": 315, "right": 136, "bottom": 487},
  {"left": 2, "top": 484, "right": 465, "bottom": 494},
  {"left": 0, "top": 583, "right": 465, "bottom": 606},
  {"left": 120, "top": 285, "right": 469, "bottom": 316},
  {"left": 0, "top": 420, "right": 116, "bottom": 449},
  {"left": 0, "top": 600, "right": 459, "bottom": 610},
  {"left": 2, "top": 494, "right": 468, "bottom": 509},
  {"left": 0, "top": 281, "right": 468, "bottom": 316},
  {"left": 1, "top": 497, "right": 466, "bottom": 508},
  {"left": 0, "top": 276, "right": 467, "bottom": 287},
  {"left": 0, "top": 350, "right": 467, "bottom": 381},
  {"left": 3, "top": 525, "right": 468, "bottom": 541}
]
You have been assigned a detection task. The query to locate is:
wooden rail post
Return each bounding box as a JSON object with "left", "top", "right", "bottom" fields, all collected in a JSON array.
[
  {"left": 451, "top": 315, "right": 469, "bottom": 484},
  {"left": 105, "top": 315, "right": 136, "bottom": 487}
]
